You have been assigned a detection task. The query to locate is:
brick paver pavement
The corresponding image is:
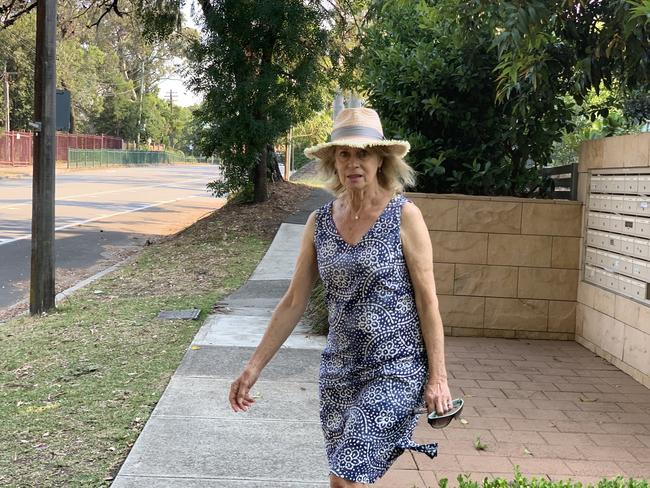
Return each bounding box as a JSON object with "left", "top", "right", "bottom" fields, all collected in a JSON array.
[{"left": 375, "top": 337, "right": 650, "bottom": 488}]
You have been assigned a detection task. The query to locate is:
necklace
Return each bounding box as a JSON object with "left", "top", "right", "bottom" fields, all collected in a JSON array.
[{"left": 351, "top": 204, "right": 361, "bottom": 220}]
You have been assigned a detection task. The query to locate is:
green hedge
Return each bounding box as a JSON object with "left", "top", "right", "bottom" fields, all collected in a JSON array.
[{"left": 440, "top": 472, "right": 647, "bottom": 488}]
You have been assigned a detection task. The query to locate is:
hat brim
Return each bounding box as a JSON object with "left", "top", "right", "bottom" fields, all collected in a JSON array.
[{"left": 304, "top": 137, "right": 410, "bottom": 161}]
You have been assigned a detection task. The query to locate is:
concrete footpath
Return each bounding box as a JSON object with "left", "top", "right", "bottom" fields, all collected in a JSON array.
[{"left": 112, "top": 188, "right": 650, "bottom": 487}]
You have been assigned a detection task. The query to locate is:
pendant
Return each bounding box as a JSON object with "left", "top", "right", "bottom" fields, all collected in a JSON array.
[{"left": 354, "top": 215, "right": 359, "bottom": 220}]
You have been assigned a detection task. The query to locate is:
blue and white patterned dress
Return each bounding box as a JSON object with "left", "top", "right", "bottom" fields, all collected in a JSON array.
[{"left": 314, "top": 194, "right": 438, "bottom": 484}]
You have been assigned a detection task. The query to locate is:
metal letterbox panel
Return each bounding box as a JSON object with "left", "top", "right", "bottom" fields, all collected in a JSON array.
[
  {"left": 621, "top": 216, "right": 636, "bottom": 234},
  {"left": 638, "top": 218, "right": 650, "bottom": 239},
  {"left": 621, "top": 256, "right": 636, "bottom": 276},
  {"left": 632, "top": 260, "right": 647, "bottom": 280},
  {"left": 630, "top": 279, "right": 646, "bottom": 300},
  {"left": 625, "top": 176, "right": 639, "bottom": 193},
  {"left": 589, "top": 176, "right": 598, "bottom": 193},
  {"left": 619, "top": 235, "right": 633, "bottom": 254},
  {"left": 585, "top": 248, "right": 597, "bottom": 265},
  {"left": 586, "top": 230, "right": 597, "bottom": 247},
  {"left": 599, "top": 213, "right": 610, "bottom": 231},
  {"left": 619, "top": 276, "right": 634, "bottom": 296},
  {"left": 639, "top": 176, "right": 650, "bottom": 194},
  {"left": 587, "top": 212, "right": 599, "bottom": 229},
  {"left": 604, "top": 270, "right": 619, "bottom": 291},
  {"left": 610, "top": 215, "right": 624, "bottom": 232},
  {"left": 601, "top": 195, "right": 613, "bottom": 212},
  {"left": 610, "top": 234, "right": 623, "bottom": 252},
  {"left": 610, "top": 256, "right": 623, "bottom": 273},
  {"left": 590, "top": 176, "right": 601, "bottom": 193},
  {"left": 594, "top": 268, "right": 606, "bottom": 286},
  {"left": 596, "top": 230, "right": 608, "bottom": 248},
  {"left": 599, "top": 231, "right": 611, "bottom": 250},
  {"left": 638, "top": 198, "right": 650, "bottom": 216},
  {"left": 604, "top": 253, "right": 617, "bottom": 270},
  {"left": 639, "top": 263, "right": 650, "bottom": 283},
  {"left": 623, "top": 198, "right": 637, "bottom": 214},
  {"left": 601, "top": 176, "right": 614, "bottom": 192},
  {"left": 599, "top": 195, "right": 609, "bottom": 211},
  {"left": 610, "top": 196, "right": 625, "bottom": 212},
  {"left": 611, "top": 176, "right": 626, "bottom": 193},
  {"left": 633, "top": 238, "right": 650, "bottom": 260},
  {"left": 585, "top": 265, "right": 597, "bottom": 281},
  {"left": 588, "top": 195, "right": 599, "bottom": 211}
]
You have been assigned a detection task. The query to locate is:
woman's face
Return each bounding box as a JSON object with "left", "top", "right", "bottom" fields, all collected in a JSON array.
[{"left": 334, "top": 146, "right": 382, "bottom": 192}]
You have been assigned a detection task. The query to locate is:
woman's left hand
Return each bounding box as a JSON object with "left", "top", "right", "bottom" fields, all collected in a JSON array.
[{"left": 424, "top": 377, "right": 453, "bottom": 416}]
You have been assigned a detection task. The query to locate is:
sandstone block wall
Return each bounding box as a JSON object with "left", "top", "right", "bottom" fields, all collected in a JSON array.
[{"left": 408, "top": 193, "right": 582, "bottom": 340}]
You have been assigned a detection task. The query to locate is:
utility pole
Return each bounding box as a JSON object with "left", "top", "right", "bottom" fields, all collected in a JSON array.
[
  {"left": 136, "top": 59, "right": 145, "bottom": 147},
  {"left": 30, "top": 0, "right": 57, "bottom": 314},
  {"left": 167, "top": 89, "right": 177, "bottom": 148},
  {"left": 3, "top": 62, "right": 17, "bottom": 131}
]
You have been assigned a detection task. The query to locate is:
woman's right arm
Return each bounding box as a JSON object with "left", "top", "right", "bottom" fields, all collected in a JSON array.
[{"left": 229, "top": 211, "right": 320, "bottom": 412}]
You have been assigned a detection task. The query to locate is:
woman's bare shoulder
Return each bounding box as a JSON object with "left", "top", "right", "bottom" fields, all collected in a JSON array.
[{"left": 401, "top": 200, "right": 425, "bottom": 228}]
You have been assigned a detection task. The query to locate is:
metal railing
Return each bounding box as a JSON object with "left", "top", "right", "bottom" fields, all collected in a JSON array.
[{"left": 542, "top": 162, "right": 579, "bottom": 200}]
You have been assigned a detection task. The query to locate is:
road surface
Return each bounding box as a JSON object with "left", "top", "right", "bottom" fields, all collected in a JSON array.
[{"left": 0, "top": 165, "right": 225, "bottom": 312}]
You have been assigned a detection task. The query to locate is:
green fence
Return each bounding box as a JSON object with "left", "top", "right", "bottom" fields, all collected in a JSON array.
[{"left": 68, "top": 149, "right": 216, "bottom": 168}]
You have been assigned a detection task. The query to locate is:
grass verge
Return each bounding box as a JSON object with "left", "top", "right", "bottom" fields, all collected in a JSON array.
[{"left": 0, "top": 181, "right": 311, "bottom": 487}]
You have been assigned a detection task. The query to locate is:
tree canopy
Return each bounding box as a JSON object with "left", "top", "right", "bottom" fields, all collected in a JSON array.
[
  {"left": 190, "top": 0, "right": 331, "bottom": 202},
  {"left": 0, "top": 1, "right": 199, "bottom": 151}
]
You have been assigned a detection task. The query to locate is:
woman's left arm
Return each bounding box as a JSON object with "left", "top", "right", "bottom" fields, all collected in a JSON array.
[{"left": 401, "top": 201, "right": 453, "bottom": 416}]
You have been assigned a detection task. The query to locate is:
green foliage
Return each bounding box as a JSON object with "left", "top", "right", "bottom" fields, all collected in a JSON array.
[
  {"left": 623, "top": 89, "right": 650, "bottom": 126},
  {"left": 360, "top": 0, "right": 566, "bottom": 197},
  {"left": 492, "top": 1, "right": 650, "bottom": 106},
  {"left": 190, "top": 0, "right": 331, "bottom": 201},
  {"left": 439, "top": 471, "right": 648, "bottom": 488},
  {"left": 551, "top": 87, "right": 644, "bottom": 166},
  {"left": 0, "top": 6, "right": 200, "bottom": 152},
  {"left": 0, "top": 13, "right": 36, "bottom": 130},
  {"left": 291, "top": 109, "right": 333, "bottom": 170}
]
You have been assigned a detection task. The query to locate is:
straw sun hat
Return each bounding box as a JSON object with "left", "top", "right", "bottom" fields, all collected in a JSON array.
[{"left": 304, "top": 107, "right": 410, "bottom": 161}]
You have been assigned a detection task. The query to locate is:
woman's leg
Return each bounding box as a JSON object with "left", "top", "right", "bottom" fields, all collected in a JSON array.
[{"left": 329, "top": 474, "right": 368, "bottom": 488}]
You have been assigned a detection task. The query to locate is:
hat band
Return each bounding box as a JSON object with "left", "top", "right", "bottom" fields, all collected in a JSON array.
[{"left": 330, "top": 125, "right": 384, "bottom": 142}]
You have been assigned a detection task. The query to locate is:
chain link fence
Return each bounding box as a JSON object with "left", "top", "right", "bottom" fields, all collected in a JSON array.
[{"left": 68, "top": 149, "right": 216, "bottom": 168}]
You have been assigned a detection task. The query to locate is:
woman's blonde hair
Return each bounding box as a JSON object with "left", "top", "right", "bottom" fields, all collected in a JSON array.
[{"left": 317, "top": 146, "right": 416, "bottom": 196}]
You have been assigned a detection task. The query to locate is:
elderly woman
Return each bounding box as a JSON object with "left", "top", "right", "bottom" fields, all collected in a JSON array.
[{"left": 230, "top": 107, "right": 453, "bottom": 487}]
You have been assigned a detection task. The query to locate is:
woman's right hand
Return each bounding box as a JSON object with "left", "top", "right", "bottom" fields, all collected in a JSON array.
[{"left": 229, "top": 367, "right": 260, "bottom": 412}]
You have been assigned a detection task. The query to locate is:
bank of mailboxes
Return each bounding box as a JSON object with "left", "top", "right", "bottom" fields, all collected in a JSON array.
[
  {"left": 585, "top": 172, "right": 650, "bottom": 304},
  {"left": 590, "top": 175, "right": 650, "bottom": 194}
]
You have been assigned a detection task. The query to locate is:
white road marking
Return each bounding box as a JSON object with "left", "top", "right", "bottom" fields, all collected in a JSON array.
[
  {"left": 0, "top": 193, "right": 216, "bottom": 247},
  {"left": 0, "top": 175, "right": 218, "bottom": 211}
]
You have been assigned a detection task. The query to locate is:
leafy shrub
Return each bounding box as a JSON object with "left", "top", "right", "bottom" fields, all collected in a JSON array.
[
  {"left": 359, "top": 1, "right": 576, "bottom": 197},
  {"left": 440, "top": 471, "right": 648, "bottom": 488}
]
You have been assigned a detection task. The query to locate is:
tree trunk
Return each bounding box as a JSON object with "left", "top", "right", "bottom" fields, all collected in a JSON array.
[{"left": 254, "top": 148, "right": 268, "bottom": 202}]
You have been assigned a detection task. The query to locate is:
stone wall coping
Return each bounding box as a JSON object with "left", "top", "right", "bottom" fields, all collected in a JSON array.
[{"left": 406, "top": 192, "right": 582, "bottom": 205}]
